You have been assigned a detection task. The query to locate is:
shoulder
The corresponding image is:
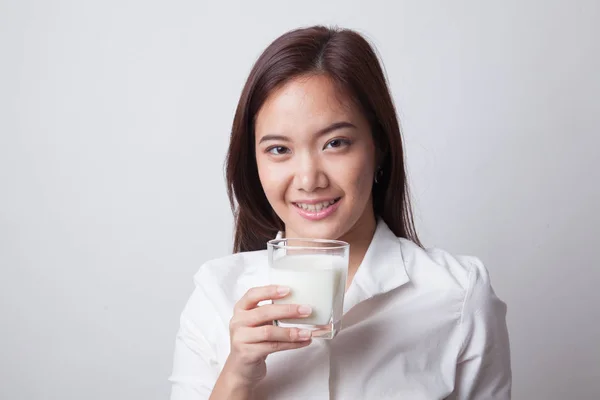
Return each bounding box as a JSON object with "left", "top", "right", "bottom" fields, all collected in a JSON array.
[
  {"left": 193, "top": 249, "right": 269, "bottom": 305},
  {"left": 194, "top": 249, "right": 268, "bottom": 284},
  {"left": 399, "top": 237, "right": 507, "bottom": 324},
  {"left": 398, "top": 238, "right": 491, "bottom": 291},
  {"left": 178, "top": 250, "right": 269, "bottom": 351}
]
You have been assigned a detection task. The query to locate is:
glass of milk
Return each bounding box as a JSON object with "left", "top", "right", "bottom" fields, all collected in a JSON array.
[{"left": 268, "top": 238, "right": 349, "bottom": 339}]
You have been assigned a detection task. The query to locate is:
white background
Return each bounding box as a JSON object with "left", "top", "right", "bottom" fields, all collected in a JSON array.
[{"left": 1, "top": 1, "right": 599, "bottom": 399}]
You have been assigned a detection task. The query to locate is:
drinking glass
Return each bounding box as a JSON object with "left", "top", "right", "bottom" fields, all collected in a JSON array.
[{"left": 267, "top": 238, "right": 349, "bottom": 339}]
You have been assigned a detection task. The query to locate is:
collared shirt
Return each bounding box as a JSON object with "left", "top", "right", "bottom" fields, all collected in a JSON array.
[{"left": 169, "top": 220, "right": 511, "bottom": 399}]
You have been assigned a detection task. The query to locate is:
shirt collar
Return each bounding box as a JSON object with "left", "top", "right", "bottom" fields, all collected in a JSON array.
[
  {"left": 355, "top": 219, "right": 409, "bottom": 292},
  {"left": 343, "top": 218, "right": 410, "bottom": 312}
]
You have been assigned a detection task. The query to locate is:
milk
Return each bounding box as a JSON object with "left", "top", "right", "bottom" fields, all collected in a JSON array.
[{"left": 270, "top": 254, "right": 347, "bottom": 326}]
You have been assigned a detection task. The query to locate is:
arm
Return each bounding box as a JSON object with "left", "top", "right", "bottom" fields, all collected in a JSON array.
[
  {"left": 169, "top": 289, "right": 223, "bottom": 400},
  {"left": 208, "top": 361, "right": 253, "bottom": 400},
  {"left": 449, "top": 258, "right": 512, "bottom": 399}
]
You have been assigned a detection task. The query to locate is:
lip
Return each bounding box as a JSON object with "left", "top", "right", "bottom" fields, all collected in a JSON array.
[
  {"left": 291, "top": 198, "right": 338, "bottom": 205},
  {"left": 293, "top": 198, "right": 341, "bottom": 221}
]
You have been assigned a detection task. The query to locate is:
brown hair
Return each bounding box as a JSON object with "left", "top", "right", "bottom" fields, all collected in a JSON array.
[{"left": 226, "top": 26, "right": 421, "bottom": 252}]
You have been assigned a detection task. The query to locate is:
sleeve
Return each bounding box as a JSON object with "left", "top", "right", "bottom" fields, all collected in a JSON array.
[
  {"left": 449, "top": 258, "right": 512, "bottom": 400},
  {"left": 169, "top": 286, "right": 221, "bottom": 400}
]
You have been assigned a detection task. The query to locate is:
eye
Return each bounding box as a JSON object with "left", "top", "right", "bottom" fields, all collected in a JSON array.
[
  {"left": 324, "top": 138, "right": 351, "bottom": 150},
  {"left": 267, "top": 146, "right": 290, "bottom": 155}
]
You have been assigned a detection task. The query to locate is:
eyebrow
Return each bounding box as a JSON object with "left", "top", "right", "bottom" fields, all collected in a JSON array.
[{"left": 258, "top": 121, "right": 357, "bottom": 144}]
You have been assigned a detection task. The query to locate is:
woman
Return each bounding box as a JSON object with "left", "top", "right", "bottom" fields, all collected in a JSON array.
[{"left": 170, "top": 26, "right": 511, "bottom": 399}]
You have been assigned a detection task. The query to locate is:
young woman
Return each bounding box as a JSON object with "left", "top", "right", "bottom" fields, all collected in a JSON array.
[{"left": 170, "top": 26, "right": 511, "bottom": 399}]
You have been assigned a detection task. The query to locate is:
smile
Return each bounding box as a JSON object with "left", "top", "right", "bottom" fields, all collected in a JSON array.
[{"left": 292, "top": 198, "right": 341, "bottom": 221}]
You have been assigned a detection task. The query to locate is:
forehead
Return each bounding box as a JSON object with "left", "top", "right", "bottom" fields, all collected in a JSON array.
[{"left": 255, "top": 75, "right": 362, "bottom": 137}]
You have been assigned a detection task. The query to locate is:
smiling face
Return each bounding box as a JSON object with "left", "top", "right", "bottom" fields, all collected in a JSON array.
[{"left": 254, "top": 74, "right": 377, "bottom": 241}]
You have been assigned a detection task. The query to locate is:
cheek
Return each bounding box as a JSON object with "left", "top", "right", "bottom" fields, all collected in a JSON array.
[
  {"left": 346, "top": 164, "right": 374, "bottom": 197},
  {"left": 338, "top": 150, "right": 375, "bottom": 199},
  {"left": 257, "top": 158, "right": 289, "bottom": 203}
]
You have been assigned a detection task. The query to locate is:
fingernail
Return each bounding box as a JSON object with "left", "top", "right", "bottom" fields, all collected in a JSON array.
[
  {"left": 277, "top": 286, "right": 290, "bottom": 295},
  {"left": 298, "top": 305, "right": 312, "bottom": 315},
  {"left": 298, "top": 329, "right": 312, "bottom": 340}
]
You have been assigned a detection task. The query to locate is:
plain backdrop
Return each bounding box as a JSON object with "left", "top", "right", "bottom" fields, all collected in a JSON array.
[{"left": 1, "top": 0, "right": 599, "bottom": 399}]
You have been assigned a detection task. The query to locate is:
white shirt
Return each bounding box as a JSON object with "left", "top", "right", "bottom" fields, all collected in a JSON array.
[{"left": 169, "top": 220, "right": 511, "bottom": 399}]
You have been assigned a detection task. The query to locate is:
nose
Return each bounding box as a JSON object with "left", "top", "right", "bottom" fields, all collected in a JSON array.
[{"left": 293, "top": 152, "right": 328, "bottom": 192}]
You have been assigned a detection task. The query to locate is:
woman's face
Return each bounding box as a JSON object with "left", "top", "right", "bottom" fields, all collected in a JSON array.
[{"left": 255, "top": 74, "right": 377, "bottom": 241}]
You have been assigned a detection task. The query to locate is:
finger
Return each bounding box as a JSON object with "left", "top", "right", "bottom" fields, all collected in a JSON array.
[
  {"left": 239, "top": 303, "right": 313, "bottom": 327},
  {"left": 235, "top": 285, "right": 290, "bottom": 311},
  {"left": 235, "top": 325, "right": 312, "bottom": 344},
  {"left": 256, "top": 339, "right": 313, "bottom": 356}
]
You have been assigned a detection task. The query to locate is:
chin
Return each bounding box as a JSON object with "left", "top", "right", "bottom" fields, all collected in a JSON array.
[{"left": 288, "top": 219, "right": 348, "bottom": 240}]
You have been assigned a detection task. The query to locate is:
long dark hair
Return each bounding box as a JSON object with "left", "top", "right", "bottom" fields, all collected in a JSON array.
[{"left": 226, "top": 26, "right": 421, "bottom": 253}]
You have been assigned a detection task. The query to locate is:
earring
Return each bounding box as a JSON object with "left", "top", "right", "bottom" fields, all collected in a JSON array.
[{"left": 374, "top": 167, "right": 383, "bottom": 184}]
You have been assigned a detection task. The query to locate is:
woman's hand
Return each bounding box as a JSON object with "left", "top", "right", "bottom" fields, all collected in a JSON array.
[{"left": 218, "top": 285, "right": 313, "bottom": 392}]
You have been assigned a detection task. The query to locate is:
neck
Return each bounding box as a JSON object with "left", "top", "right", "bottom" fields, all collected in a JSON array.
[{"left": 339, "top": 213, "right": 377, "bottom": 290}]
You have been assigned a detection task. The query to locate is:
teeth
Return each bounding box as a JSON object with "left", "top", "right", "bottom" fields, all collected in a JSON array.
[{"left": 296, "top": 199, "right": 337, "bottom": 212}]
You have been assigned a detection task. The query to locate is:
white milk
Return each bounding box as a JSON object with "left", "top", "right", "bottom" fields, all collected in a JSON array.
[{"left": 270, "top": 254, "right": 347, "bottom": 326}]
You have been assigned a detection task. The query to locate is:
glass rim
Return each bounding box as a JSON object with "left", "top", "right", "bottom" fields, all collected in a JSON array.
[{"left": 267, "top": 238, "right": 349, "bottom": 250}]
